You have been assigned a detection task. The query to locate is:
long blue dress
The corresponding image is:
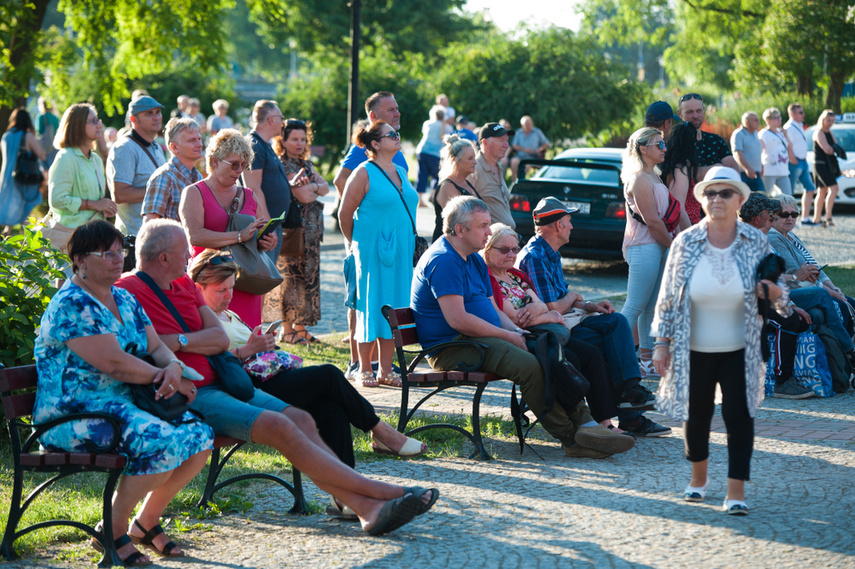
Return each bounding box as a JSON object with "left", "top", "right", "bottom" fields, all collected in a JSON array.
[
  {"left": 0, "top": 129, "right": 42, "bottom": 226},
  {"left": 33, "top": 283, "right": 213, "bottom": 476},
  {"left": 351, "top": 161, "right": 418, "bottom": 342}
]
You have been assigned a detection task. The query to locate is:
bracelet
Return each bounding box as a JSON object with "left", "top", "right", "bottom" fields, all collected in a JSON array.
[
  {"left": 653, "top": 341, "right": 670, "bottom": 347},
  {"left": 237, "top": 230, "right": 242, "bottom": 244},
  {"left": 168, "top": 358, "right": 186, "bottom": 371}
]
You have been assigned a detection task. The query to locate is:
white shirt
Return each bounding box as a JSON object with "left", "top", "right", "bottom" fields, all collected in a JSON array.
[
  {"left": 784, "top": 119, "right": 809, "bottom": 160},
  {"left": 689, "top": 240, "right": 746, "bottom": 352}
]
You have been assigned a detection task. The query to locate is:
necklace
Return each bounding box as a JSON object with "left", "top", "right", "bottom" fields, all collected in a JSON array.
[{"left": 74, "top": 275, "right": 111, "bottom": 305}]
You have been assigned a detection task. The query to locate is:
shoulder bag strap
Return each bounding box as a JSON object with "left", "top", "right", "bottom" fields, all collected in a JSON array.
[
  {"left": 128, "top": 136, "right": 160, "bottom": 168},
  {"left": 368, "top": 161, "right": 416, "bottom": 236},
  {"left": 135, "top": 271, "right": 192, "bottom": 333}
]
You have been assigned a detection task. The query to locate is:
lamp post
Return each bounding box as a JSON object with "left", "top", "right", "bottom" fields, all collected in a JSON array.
[{"left": 346, "top": 0, "right": 362, "bottom": 148}]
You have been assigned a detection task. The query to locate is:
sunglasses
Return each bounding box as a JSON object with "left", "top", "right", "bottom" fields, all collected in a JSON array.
[
  {"left": 285, "top": 119, "right": 306, "bottom": 128},
  {"left": 207, "top": 254, "right": 234, "bottom": 266},
  {"left": 380, "top": 130, "right": 401, "bottom": 141},
  {"left": 87, "top": 250, "right": 124, "bottom": 262},
  {"left": 701, "top": 188, "right": 738, "bottom": 200},
  {"left": 644, "top": 140, "right": 666, "bottom": 150},
  {"left": 776, "top": 212, "right": 799, "bottom": 219},
  {"left": 493, "top": 246, "right": 520, "bottom": 256},
  {"left": 219, "top": 158, "right": 249, "bottom": 172},
  {"left": 679, "top": 93, "right": 703, "bottom": 103}
]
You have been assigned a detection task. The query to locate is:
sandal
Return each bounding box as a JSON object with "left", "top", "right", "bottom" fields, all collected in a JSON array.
[
  {"left": 129, "top": 519, "right": 183, "bottom": 557},
  {"left": 91, "top": 522, "right": 152, "bottom": 566},
  {"left": 281, "top": 332, "right": 308, "bottom": 345},
  {"left": 378, "top": 371, "right": 402, "bottom": 387},
  {"left": 684, "top": 480, "right": 710, "bottom": 502},
  {"left": 402, "top": 486, "right": 440, "bottom": 516},
  {"left": 326, "top": 495, "right": 359, "bottom": 521},
  {"left": 723, "top": 499, "right": 749, "bottom": 515},
  {"left": 295, "top": 329, "right": 320, "bottom": 343},
  {"left": 825, "top": 218, "right": 835, "bottom": 227},
  {"left": 359, "top": 370, "right": 378, "bottom": 388}
]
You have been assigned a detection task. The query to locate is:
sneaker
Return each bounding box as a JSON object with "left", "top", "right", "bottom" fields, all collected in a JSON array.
[
  {"left": 800, "top": 219, "right": 818, "bottom": 226},
  {"left": 619, "top": 384, "right": 657, "bottom": 411},
  {"left": 773, "top": 378, "right": 814, "bottom": 399},
  {"left": 723, "top": 499, "right": 749, "bottom": 515},
  {"left": 344, "top": 361, "right": 359, "bottom": 382},
  {"left": 619, "top": 415, "right": 672, "bottom": 437}
]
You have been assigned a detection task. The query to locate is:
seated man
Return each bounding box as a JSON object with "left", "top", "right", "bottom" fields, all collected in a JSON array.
[
  {"left": 116, "top": 219, "right": 437, "bottom": 536},
  {"left": 411, "top": 196, "right": 635, "bottom": 458},
  {"left": 516, "top": 198, "right": 671, "bottom": 437}
]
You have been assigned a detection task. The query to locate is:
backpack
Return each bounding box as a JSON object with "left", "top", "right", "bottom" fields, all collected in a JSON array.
[
  {"left": 525, "top": 330, "right": 590, "bottom": 414},
  {"left": 814, "top": 323, "right": 852, "bottom": 393}
]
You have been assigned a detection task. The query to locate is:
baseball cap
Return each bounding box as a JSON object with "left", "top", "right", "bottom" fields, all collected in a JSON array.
[
  {"left": 739, "top": 192, "right": 779, "bottom": 221},
  {"left": 129, "top": 96, "right": 164, "bottom": 116},
  {"left": 479, "top": 122, "right": 515, "bottom": 141},
  {"left": 533, "top": 197, "right": 578, "bottom": 226},
  {"left": 645, "top": 101, "right": 679, "bottom": 123},
  {"left": 694, "top": 166, "right": 751, "bottom": 201}
]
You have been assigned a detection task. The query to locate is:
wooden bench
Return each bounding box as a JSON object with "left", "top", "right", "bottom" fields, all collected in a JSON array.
[
  {"left": 382, "top": 305, "right": 522, "bottom": 460},
  {"left": 0, "top": 364, "right": 306, "bottom": 565}
]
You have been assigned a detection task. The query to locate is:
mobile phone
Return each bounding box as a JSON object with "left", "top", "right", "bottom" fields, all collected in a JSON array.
[{"left": 264, "top": 320, "right": 283, "bottom": 335}]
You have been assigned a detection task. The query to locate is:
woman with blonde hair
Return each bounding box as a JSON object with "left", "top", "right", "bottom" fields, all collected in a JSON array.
[
  {"left": 179, "top": 129, "right": 278, "bottom": 328},
  {"left": 811, "top": 110, "right": 841, "bottom": 226},
  {"left": 431, "top": 134, "right": 480, "bottom": 241}
]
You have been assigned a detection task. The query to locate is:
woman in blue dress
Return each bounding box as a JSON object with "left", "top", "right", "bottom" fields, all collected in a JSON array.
[
  {"left": 34, "top": 220, "right": 213, "bottom": 565},
  {"left": 339, "top": 121, "right": 417, "bottom": 387},
  {"left": 0, "top": 108, "right": 46, "bottom": 229}
]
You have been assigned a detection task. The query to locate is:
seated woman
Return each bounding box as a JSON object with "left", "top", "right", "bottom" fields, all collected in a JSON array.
[
  {"left": 480, "top": 224, "right": 624, "bottom": 438},
  {"left": 188, "top": 248, "right": 427, "bottom": 470},
  {"left": 33, "top": 220, "right": 213, "bottom": 566}
]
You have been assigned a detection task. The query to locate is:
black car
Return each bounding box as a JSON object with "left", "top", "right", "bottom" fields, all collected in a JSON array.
[{"left": 509, "top": 147, "right": 626, "bottom": 260}]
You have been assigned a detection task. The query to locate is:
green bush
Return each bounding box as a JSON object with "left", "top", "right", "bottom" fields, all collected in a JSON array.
[{"left": 0, "top": 226, "right": 66, "bottom": 367}]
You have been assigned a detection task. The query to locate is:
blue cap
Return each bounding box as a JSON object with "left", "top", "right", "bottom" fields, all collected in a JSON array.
[
  {"left": 645, "top": 101, "right": 679, "bottom": 123},
  {"left": 128, "top": 96, "right": 163, "bottom": 115}
]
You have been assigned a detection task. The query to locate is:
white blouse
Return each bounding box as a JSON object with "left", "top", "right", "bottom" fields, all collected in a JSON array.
[{"left": 689, "top": 240, "right": 746, "bottom": 352}]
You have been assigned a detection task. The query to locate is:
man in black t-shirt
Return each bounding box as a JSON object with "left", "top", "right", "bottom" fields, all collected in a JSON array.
[{"left": 677, "top": 93, "right": 739, "bottom": 170}]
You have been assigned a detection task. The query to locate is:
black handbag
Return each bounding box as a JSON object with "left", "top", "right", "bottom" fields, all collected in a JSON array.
[
  {"left": 13, "top": 140, "right": 42, "bottom": 185},
  {"left": 135, "top": 271, "right": 256, "bottom": 401},
  {"left": 368, "top": 161, "right": 428, "bottom": 266},
  {"left": 125, "top": 342, "right": 191, "bottom": 423},
  {"left": 756, "top": 253, "right": 787, "bottom": 361}
]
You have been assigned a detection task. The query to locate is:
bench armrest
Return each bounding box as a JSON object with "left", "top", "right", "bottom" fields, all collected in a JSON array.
[{"left": 19, "top": 412, "right": 124, "bottom": 455}]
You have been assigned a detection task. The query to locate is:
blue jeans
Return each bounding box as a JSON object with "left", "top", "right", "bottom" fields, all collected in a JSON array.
[
  {"left": 415, "top": 153, "right": 441, "bottom": 194},
  {"left": 621, "top": 243, "right": 667, "bottom": 351},
  {"left": 741, "top": 172, "right": 765, "bottom": 193},
  {"left": 789, "top": 159, "right": 816, "bottom": 194},
  {"left": 789, "top": 287, "right": 854, "bottom": 351},
  {"left": 570, "top": 312, "right": 642, "bottom": 421}
]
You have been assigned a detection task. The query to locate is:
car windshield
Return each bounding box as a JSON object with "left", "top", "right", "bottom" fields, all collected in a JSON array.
[
  {"left": 533, "top": 161, "right": 621, "bottom": 186},
  {"left": 833, "top": 126, "right": 855, "bottom": 152}
]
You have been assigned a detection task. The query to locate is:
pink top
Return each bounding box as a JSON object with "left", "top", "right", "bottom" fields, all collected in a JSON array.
[
  {"left": 622, "top": 179, "right": 669, "bottom": 257},
  {"left": 191, "top": 181, "right": 263, "bottom": 329}
]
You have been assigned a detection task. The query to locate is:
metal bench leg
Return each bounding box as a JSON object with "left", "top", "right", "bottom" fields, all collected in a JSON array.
[
  {"left": 0, "top": 466, "right": 24, "bottom": 560},
  {"left": 196, "top": 445, "right": 223, "bottom": 509},
  {"left": 287, "top": 469, "right": 308, "bottom": 515},
  {"left": 97, "top": 469, "right": 125, "bottom": 568},
  {"left": 469, "top": 384, "right": 492, "bottom": 460}
]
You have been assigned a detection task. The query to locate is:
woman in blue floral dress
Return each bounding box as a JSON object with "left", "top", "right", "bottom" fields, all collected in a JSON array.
[{"left": 34, "top": 220, "right": 213, "bottom": 566}]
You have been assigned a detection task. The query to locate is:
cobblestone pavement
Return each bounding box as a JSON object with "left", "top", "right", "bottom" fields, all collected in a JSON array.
[{"left": 6, "top": 205, "right": 855, "bottom": 568}]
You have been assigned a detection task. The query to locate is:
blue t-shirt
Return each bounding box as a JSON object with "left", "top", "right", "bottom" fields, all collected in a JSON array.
[
  {"left": 455, "top": 129, "right": 478, "bottom": 142},
  {"left": 411, "top": 236, "right": 500, "bottom": 348},
  {"left": 341, "top": 144, "right": 409, "bottom": 172}
]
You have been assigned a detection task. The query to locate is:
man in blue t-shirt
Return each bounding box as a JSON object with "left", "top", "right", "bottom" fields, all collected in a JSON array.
[
  {"left": 334, "top": 91, "right": 409, "bottom": 380},
  {"left": 411, "top": 196, "right": 635, "bottom": 459}
]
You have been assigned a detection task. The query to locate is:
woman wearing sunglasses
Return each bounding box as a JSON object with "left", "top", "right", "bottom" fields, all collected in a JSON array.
[
  {"left": 653, "top": 166, "right": 787, "bottom": 516},
  {"left": 179, "top": 129, "right": 278, "bottom": 329},
  {"left": 339, "top": 121, "right": 418, "bottom": 387},
  {"left": 621, "top": 127, "right": 686, "bottom": 377}
]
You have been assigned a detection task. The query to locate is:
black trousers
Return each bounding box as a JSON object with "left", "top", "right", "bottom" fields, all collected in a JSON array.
[
  {"left": 255, "top": 364, "right": 380, "bottom": 467},
  {"left": 563, "top": 336, "right": 618, "bottom": 423},
  {"left": 685, "top": 350, "right": 754, "bottom": 481}
]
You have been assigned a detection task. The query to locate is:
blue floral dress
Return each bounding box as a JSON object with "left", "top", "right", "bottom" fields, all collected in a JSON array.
[{"left": 33, "top": 284, "right": 213, "bottom": 475}]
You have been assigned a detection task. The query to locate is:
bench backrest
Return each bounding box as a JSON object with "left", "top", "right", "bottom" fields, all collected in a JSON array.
[
  {"left": 0, "top": 364, "right": 38, "bottom": 421},
  {"left": 382, "top": 305, "right": 419, "bottom": 347}
]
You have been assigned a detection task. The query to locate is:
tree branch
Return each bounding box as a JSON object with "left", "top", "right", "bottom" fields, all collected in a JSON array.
[{"left": 680, "top": 0, "right": 764, "bottom": 19}]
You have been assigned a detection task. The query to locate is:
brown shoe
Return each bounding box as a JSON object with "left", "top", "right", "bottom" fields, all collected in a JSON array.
[
  {"left": 575, "top": 425, "right": 636, "bottom": 454},
  {"left": 562, "top": 443, "right": 612, "bottom": 459}
]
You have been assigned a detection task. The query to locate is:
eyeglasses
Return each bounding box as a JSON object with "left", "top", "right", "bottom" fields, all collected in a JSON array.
[
  {"left": 492, "top": 246, "right": 521, "bottom": 256},
  {"left": 268, "top": 114, "right": 283, "bottom": 121},
  {"left": 644, "top": 140, "right": 666, "bottom": 150},
  {"left": 87, "top": 250, "right": 124, "bottom": 262},
  {"left": 86, "top": 118, "right": 102, "bottom": 125},
  {"left": 285, "top": 119, "right": 306, "bottom": 128},
  {"left": 207, "top": 254, "right": 234, "bottom": 266},
  {"left": 679, "top": 93, "right": 703, "bottom": 103},
  {"left": 776, "top": 212, "right": 799, "bottom": 219},
  {"left": 219, "top": 158, "right": 249, "bottom": 172},
  {"left": 701, "top": 188, "right": 738, "bottom": 200},
  {"left": 380, "top": 130, "right": 401, "bottom": 141}
]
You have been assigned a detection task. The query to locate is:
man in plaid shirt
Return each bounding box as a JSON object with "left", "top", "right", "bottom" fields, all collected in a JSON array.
[{"left": 142, "top": 117, "right": 203, "bottom": 222}]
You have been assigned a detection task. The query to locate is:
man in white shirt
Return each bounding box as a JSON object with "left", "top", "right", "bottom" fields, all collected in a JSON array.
[{"left": 784, "top": 104, "right": 817, "bottom": 225}]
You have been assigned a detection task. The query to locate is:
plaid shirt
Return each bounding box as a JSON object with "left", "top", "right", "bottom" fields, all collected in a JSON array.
[
  {"left": 141, "top": 157, "right": 202, "bottom": 221},
  {"left": 516, "top": 235, "right": 567, "bottom": 304}
]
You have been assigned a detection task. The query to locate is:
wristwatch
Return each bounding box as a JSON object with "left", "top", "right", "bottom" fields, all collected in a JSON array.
[
  {"left": 168, "top": 358, "right": 186, "bottom": 371},
  {"left": 177, "top": 334, "right": 188, "bottom": 351}
]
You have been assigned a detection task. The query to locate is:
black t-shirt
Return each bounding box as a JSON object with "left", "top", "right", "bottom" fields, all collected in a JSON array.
[
  {"left": 249, "top": 131, "right": 291, "bottom": 218},
  {"left": 696, "top": 131, "right": 732, "bottom": 167}
]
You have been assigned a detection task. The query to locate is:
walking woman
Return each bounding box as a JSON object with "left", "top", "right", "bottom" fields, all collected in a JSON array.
[
  {"left": 0, "top": 108, "right": 46, "bottom": 230},
  {"left": 620, "top": 127, "right": 681, "bottom": 376},
  {"left": 652, "top": 166, "right": 788, "bottom": 515},
  {"left": 811, "top": 110, "right": 841, "bottom": 226}
]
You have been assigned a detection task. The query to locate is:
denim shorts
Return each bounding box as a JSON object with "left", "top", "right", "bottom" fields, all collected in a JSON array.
[{"left": 191, "top": 384, "right": 289, "bottom": 441}]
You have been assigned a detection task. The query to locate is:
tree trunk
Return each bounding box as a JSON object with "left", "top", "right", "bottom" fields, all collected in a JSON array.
[
  {"left": 796, "top": 73, "right": 812, "bottom": 97},
  {"left": 826, "top": 70, "right": 844, "bottom": 114}
]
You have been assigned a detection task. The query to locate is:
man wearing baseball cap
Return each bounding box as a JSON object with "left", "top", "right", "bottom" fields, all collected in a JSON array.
[
  {"left": 107, "top": 94, "right": 167, "bottom": 243},
  {"left": 644, "top": 101, "right": 680, "bottom": 138},
  {"left": 468, "top": 122, "right": 516, "bottom": 229},
  {"left": 518, "top": 197, "right": 671, "bottom": 437}
]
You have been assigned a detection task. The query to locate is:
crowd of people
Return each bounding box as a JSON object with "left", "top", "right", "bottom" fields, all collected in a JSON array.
[{"left": 1, "top": 85, "right": 850, "bottom": 563}]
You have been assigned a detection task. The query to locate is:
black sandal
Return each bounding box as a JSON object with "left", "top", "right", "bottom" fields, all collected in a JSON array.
[
  {"left": 91, "top": 522, "right": 152, "bottom": 567},
  {"left": 129, "top": 519, "right": 183, "bottom": 557}
]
